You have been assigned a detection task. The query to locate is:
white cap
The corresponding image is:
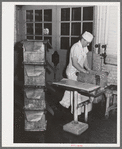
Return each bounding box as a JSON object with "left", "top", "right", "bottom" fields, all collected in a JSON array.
[{"left": 82, "top": 31, "right": 93, "bottom": 42}]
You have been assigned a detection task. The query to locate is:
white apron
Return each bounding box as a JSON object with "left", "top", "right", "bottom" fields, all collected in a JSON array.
[{"left": 60, "top": 41, "right": 92, "bottom": 115}]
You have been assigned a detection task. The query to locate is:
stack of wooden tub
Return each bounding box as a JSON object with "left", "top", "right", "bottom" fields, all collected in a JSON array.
[{"left": 23, "top": 40, "right": 47, "bottom": 131}]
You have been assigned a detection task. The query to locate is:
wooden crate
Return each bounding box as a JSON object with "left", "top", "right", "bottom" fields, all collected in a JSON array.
[
  {"left": 25, "top": 111, "right": 47, "bottom": 131},
  {"left": 24, "top": 65, "right": 45, "bottom": 86},
  {"left": 77, "top": 71, "right": 108, "bottom": 88},
  {"left": 97, "top": 71, "right": 108, "bottom": 88},
  {"left": 23, "top": 41, "right": 47, "bottom": 132},
  {"left": 77, "top": 71, "right": 108, "bottom": 103},
  {"left": 24, "top": 88, "right": 45, "bottom": 99},
  {"left": 24, "top": 88, "right": 45, "bottom": 110},
  {"left": 24, "top": 99, "right": 45, "bottom": 110},
  {"left": 23, "top": 41, "right": 45, "bottom": 63},
  {"left": 77, "top": 72, "right": 100, "bottom": 85}
]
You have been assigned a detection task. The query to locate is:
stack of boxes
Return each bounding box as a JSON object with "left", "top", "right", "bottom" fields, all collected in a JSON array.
[{"left": 23, "top": 41, "right": 47, "bottom": 131}]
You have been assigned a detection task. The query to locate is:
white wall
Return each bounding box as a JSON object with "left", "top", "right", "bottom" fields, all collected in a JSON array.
[
  {"left": 92, "top": 5, "right": 119, "bottom": 85},
  {"left": 107, "top": 6, "right": 118, "bottom": 56}
]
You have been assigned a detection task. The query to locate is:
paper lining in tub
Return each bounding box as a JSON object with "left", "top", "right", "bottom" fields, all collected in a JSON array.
[
  {"left": 25, "top": 111, "right": 44, "bottom": 122},
  {"left": 23, "top": 41, "right": 45, "bottom": 63},
  {"left": 25, "top": 88, "right": 44, "bottom": 99},
  {"left": 23, "top": 41, "right": 44, "bottom": 52},
  {"left": 23, "top": 42, "right": 34, "bottom": 51},
  {"left": 25, "top": 65, "right": 45, "bottom": 77},
  {"left": 24, "top": 52, "right": 45, "bottom": 63},
  {"left": 33, "top": 42, "right": 44, "bottom": 52}
]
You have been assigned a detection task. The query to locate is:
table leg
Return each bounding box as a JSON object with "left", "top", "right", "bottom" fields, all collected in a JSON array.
[
  {"left": 84, "top": 97, "right": 94, "bottom": 122},
  {"left": 112, "top": 92, "right": 117, "bottom": 114},
  {"left": 70, "top": 91, "right": 73, "bottom": 115},
  {"left": 74, "top": 91, "right": 78, "bottom": 123},
  {"left": 89, "top": 96, "right": 94, "bottom": 111},
  {"left": 105, "top": 90, "right": 112, "bottom": 118},
  {"left": 113, "top": 94, "right": 117, "bottom": 104},
  {"left": 84, "top": 102, "right": 88, "bottom": 122}
]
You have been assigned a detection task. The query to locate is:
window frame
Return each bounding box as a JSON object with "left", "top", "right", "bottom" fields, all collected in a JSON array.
[
  {"left": 20, "top": 5, "right": 95, "bottom": 51},
  {"left": 23, "top": 6, "right": 53, "bottom": 45},
  {"left": 57, "top": 5, "right": 95, "bottom": 51}
]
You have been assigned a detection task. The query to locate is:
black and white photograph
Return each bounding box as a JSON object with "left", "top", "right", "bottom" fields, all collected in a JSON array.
[{"left": 2, "top": 2, "right": 120, "bottom": 147}]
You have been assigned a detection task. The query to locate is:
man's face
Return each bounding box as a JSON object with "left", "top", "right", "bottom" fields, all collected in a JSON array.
[{"left": 82, "top": 38, "right": 90, "bottom": 47}]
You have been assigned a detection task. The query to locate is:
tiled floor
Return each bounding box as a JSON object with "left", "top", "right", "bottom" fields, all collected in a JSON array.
[{"left": 14, "top": 83, "right": 117, "bottom": 144}]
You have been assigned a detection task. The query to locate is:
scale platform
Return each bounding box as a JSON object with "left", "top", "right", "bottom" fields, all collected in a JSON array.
[{"left": 63, "top": 121, "right": 88, "bottom": 135}]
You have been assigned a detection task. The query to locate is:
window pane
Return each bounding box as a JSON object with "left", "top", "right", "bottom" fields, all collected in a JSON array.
[
  {"left": 83, "top": 7, "right": 93, "bottom": 20},
  {"left": 35, "top": 23, "right": 42, "bottom": 35},
  {"left": 26, "top": 23, "right": 33, "bottom": 35},
  {"left": 26, "top": 10, "right": 33, "bottom": 22},
  {"left": 61, "top": 8, "right": 70, "bottom": 21},
  {"left": 71, "top": 37, "right": 79, "bottom": 46},
  {"left": 72, "top": 7, "right": 81, "bottom": 21},
  {"left": 44, "top": 9, "right": 52, "bottom": 21},
  {"left": 83, "top": 22, "right": 93, "bottom": 33},
  {"left": 35, "top": 10, "right": 42, "bottom": 22},
  {"left": 44, "top": 23, "right": 52, "bottom": 35},
  {"left": 35, "top": 36, "right": 42, "bottom": 40},
  {"left": 61, "top": 23, "right": 70, "bottom": 35},
  {"left": 27, "top": 36, "right": 33, "bottom": 40},
  {"left": 71, "top": 23, "right": 81, "bottom": 35},
  {"left": 61, "top": 37, "right": 69, "bottom": 49}
]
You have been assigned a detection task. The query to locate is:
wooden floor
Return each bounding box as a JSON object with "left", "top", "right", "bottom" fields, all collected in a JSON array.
[{"left": 14, "top": 83, "right": 117, "bottom": 144}]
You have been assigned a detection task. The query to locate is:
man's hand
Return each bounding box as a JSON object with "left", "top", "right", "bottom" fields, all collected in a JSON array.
[
  {"left": 85, "top": 70, "right": 90, "bottom": 74},
  {"left": 83, "top": 70, "right": 89, "bottom": 74},
  {"left": 89, "top": 70, "right": 97, "bottom": 75}
]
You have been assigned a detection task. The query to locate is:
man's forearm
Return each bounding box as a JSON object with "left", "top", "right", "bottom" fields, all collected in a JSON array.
[
  {"left": 84, "top": 57, "right": 91, "bottom": 71},
  {"left": 73, "top": 62, "right": 88, "bottom": 73}
]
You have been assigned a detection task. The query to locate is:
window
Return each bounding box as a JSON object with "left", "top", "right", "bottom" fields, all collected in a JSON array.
[
  {"left": 25, "top": 9, "right": 52, "bottom": 44},
  {"left": 22, "top": 6, "right": 94, "bottom": 51},
  {"left": 60, "top": 6, "right": 94, "bottom": 50}
]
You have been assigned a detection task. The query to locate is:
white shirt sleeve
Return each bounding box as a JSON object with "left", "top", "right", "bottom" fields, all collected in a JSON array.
[
  {"left": 70, "top": 43, "right": 88, "bottom": 67},
  {"left": 71, "top": 44, "right": 81, "bottom": 60}
]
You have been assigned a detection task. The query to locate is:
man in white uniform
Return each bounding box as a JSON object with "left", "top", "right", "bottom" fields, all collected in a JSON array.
[{"left": 59, "top": 31, "right": 93, "bottom": 115}]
